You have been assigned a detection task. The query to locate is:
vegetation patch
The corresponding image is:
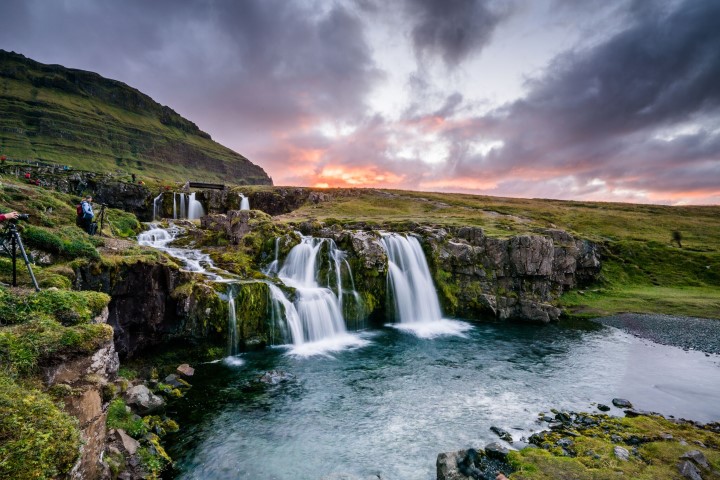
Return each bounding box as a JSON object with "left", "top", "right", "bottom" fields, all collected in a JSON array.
[{"left": 0, "top": 374, "right": 80, "bottom": 480}]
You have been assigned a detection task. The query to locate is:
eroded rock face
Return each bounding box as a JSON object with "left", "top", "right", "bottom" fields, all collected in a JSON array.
[
  {"left": 43, "top": 311, "right": 119, "bottom": 480},
  {"left": 421, "top": 226, "right": 601, "bottom": 322}
]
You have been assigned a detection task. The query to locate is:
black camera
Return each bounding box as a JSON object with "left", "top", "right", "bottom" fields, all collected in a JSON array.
[{"left": 9, "top": 214, "right": 30, "bottom": 223}]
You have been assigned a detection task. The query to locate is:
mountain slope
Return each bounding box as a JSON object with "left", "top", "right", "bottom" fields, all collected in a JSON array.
[{"left": 0, "top": 50, "right": 271, "bottom": 185}]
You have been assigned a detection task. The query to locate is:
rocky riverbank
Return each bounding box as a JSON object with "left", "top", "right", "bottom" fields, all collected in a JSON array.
[
  {"left": 593, "top": 313, "right": 720, "bottom": 354},
  {"left": 438, "top": 400, "right": 720, "bottom": 480}
]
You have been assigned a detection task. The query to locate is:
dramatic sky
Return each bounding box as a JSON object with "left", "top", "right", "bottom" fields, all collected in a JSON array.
[{"left": 1, "top": 0, "right": 719, "bottom": 204}]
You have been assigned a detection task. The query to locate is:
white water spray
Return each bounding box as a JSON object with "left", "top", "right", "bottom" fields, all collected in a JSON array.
[
  {"left": 188, "top": 192, "right": 204, "bottom": 219},
  {"left": 239, "top": 193, "right": 250, "bottom": 211},
  {"left": 380, "top": 233, "right": 471, "bottom": 338},
  {"left": 269, "top": 236, "right": 367, "bottom": 356},
  {"left": 152, "top": 194, "right": 163, "bottom": 221}
]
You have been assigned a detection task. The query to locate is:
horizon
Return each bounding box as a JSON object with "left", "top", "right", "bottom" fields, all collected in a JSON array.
[{"left": 1, "top": 0, "right": 718, "bottom": 205}]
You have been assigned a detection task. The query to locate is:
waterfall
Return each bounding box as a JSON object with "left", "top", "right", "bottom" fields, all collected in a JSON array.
[
  {"left": 137, "top": 224, "right": 223, "bottom": 279},
  {"left": 239, "top": 193, "right": 250, "bottom": 211},
  {"left": 228, "top": 293, "right": 238, "bottom": 356},
  {"left": 152, "top": 194, "right": 163, "bottom": 221},
  {"left": 173, "top": 193, "right": 187, "bottom": 219},
  {"left": 380, "top": 233, "right": 471, "bottom": 338},
  {"left": 188, "top": 192, "right": 204, "bottom": 219},
  {"left": 270, "top": 235, "right": 367, "bottom": 356}
]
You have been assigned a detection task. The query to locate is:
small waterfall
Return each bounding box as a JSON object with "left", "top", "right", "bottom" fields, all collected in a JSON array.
[
  {"left": 264, "top": 238, "right": 281, "bottom": 276},
  {"left": 239, "top": 193, "right": 250, "bottom": 211},
  {"left": 188, "top": 193, "right": 204, "bottom": 219},
  {"left": 152, "top": 194, "right": 163, "bottom": 221},
  {"left": 173, "top": 193, "right": 187, "bottom": 219},
  {"left": 138, "top": 224, "right": 222, "bottom": 279},
  {"left": 380, "top": 233, "right": 471, "bottom": 338},
  {"left": 228, "top": 293, "right": 238, "bottom": 356},
  {"left": 270, "top": 235, "right": 367, "bottom": 355}
]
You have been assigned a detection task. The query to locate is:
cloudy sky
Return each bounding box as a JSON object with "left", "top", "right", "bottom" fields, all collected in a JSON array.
[{"left": 1, "top": 0, "right": 719, "bottom": 204}]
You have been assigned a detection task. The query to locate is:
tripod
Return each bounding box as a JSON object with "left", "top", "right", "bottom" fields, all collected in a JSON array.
[
  {"left": 1, "top": 222, "right": 40, "bottom": 291},
  {"left": 93, "top": 204, "right": 108, "bottom": 236}
]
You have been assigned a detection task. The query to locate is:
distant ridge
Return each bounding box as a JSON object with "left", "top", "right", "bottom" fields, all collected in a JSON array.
[{"left": 0, "top": 50, "right": 272, "bottom": 185}]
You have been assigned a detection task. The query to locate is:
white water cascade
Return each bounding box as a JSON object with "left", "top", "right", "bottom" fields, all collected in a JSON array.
[
  {"left": 239, "top": 194, "right": 250, "bottom": 211},
  {"left": 137, "top": 224, "right": 222, "bottom": 279},
  {"left": 380, "top": 233, "right": 471, "bottom": 338},
  {"left": 152, "top": 194, "right": 163, "bottom": 221},
  {"left": 173, "top": 193, "right": 186, "bottom": 219},
  {"left": 188, "top": 192, "right": 204, "bottom": 219},
  {"left": 270, "top": 236, "right": 367, "bottom": 356}
]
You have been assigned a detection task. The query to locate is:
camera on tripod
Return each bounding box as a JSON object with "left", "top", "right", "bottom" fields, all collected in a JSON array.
[
  {"left": 8, "top": 213, "right": 30, "bottom": 223},
  {"left": 2, "top": 213, "right": 40, "bottom": 291}
]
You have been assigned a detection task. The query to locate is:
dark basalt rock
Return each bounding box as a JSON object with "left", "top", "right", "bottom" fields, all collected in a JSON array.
[
  {"left": 490, "top": 426, "right": 513, "bottom": 443},
  {"left": 612, "top": 398, "right": 633, "bottom": 408}
]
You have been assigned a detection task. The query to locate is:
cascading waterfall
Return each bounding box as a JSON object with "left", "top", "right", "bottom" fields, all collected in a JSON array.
[
  {"left": 137, "top": 224, "right": 222, "bottom": 279},
  {"left": 173, "top": 193, "right": 187, "bottom": 219},
  {"left": 188, "top": 192, "right": 204, "bottom": 219},
  {"left": 227, "top": 293, "right": 238, "bottom": 356},
  {"left": 152, "top": 194, "right": 163, "bottom": 221},
  {"left": 270, "top": 236, "right": 367, "bottom": 355},
  {"left": 239, "top": 193, "right": 250, "bottom": 211},
  {"left": 380, "top": 233, "right": 471, "bottom": 338}
]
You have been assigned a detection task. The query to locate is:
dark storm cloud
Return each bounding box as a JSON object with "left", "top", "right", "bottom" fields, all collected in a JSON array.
[
  {"left": 0, "top": 0, "right": 380, "bottom": 135},
  {"left": 405, "top": 0, "right": 506, "bottom": 68},
  {"left": 443, "top": 0, "right": 720, "bottom": 199}
]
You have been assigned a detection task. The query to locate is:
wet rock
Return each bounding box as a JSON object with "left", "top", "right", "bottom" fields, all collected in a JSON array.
[
  {"left": 485, "top": 442, "right": 510, "bottom": 460},
  {"left": 125, "top": 385, "right": 165, "bottom": 413},
  {"left": 678, "top": 460, "right": 703, "bottom": 480},
  {"left": 612, "top": 398, "right": 633, "bottom": 408},
  {"left": 490, "top": 426, "right": 513, "bottom": 443},
  {"left": 613, "top": 446, "right": 630, "bottom": 461},
  {"left": 259, "top": 370, "right": 295, "bottom": 385},
  {"left": 557, "top": 438, "right": 574, "bottom": 449},
  {"left": 597, "top": 404, "right": 611, "bottom": 412},
  {"left": 164, "top": 374, "right": 190, "bottom": 389},
  {"left": 176, "top": 363, "right": 195, "bottom": 377}
]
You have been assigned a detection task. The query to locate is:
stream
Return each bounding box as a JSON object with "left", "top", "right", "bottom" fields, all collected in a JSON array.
[{"left": 164, "top": 321, "right": 720, "bottom": 480}]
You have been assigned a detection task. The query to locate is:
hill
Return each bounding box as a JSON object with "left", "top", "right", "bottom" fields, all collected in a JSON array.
[{"left": 0, "top": 50, "right": 272, "bottom": 185}]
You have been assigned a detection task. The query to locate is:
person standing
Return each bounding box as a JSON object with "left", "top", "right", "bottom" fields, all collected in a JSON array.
[{"left": 80, "top": 195, "right": 95, "bottom": 234}]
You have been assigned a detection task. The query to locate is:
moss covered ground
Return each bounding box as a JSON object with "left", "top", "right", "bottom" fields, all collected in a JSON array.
[{"left": 509, "top": 412, "right": 720, "bottom": 479}]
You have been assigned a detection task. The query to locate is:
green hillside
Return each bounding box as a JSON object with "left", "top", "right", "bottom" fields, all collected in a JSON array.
[{"left": 0, "top": 50, "right": 271, "bottom": 185}]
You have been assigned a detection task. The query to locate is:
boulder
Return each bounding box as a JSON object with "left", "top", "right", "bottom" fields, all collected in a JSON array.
[
  {"left": 490, "top": 426, "right": 513, "bottom": 443},
  {"left": 485, "top": 442, "right": 510, "bottom": 460},
  {"left": 117, "top": 429, "right": 140, "bottom": 456},
  {"left": 176, "top": 363, "right": 195, "bottom": 377},
  {"left": 612, "top": 398, "right": 633, "bottom": 408},
  {"left": 680, "top": 450, "right": 709, "bottom": 469},
  {"left": 613, "top": 446, "right": 630, "bottom": 461},
  {"left": 677, "top": 460, "right": 703, "bottom": 480},
  {"left": 125, "top": 385, "right": 164, "bottom": 413}
]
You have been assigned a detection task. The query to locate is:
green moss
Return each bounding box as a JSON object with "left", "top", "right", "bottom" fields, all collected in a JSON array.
[
  {"left": 0, "top": 374, "right": 80, "bottom": 480},
  {"left": 510, "top": 413, "right": 720, "bottom": 479},
  {"left": 0, "top": 317, "right": 113, "bottom": 376},
  {"left": 106, "top": 398, "right": 148, "bottom": 438}
]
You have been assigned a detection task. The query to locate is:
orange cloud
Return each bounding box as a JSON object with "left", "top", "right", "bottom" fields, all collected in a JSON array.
[
  {"left": 419, "top": 177, "right": 499, "bottom": 191},
  {"left": 313, "top": 165, "right": 405, "bottom": 188}
]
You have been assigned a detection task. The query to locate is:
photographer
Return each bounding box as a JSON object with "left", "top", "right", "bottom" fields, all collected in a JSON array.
[
  {"left": 0, "top": 211, "right": 20, "bottom": 222},
  {"left": 79, "top": 196, "right": 96, "bottom": 234}
]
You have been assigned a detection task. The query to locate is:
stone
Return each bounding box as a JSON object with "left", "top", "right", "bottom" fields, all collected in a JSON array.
[
  {"left": 125, "top": 384, "right": 165, "bottom": 413},
  {"left": 612, "top": 398, "right": 633, "bottom": 408},
  {"left": 557, "top": 438, "right": 574, "bottom": 448},
  {"left": 490, "top": 426, "right": 513, "bottom": 443},
  {"left": 259, "top": 370, "right": 295, "bottom": 385},
  {"left": 117, "top": 429, "right": 140, "bottom": 456},
  {"left": 677, "top": 460, "right": 703, "bottom": 480},
  {"left": 613, "top": 446, "right": 630, "bottom": 461},
  {"left": 680, "top": 450, "right": 709, "bottom": 469},
  {"left": 485, "top": 442, "right": 510, "bottom": 460},
  {"left": 436, "top": 451, "right": 464, "bottom": 480},
  {"left": 177, "top": 363, "right": 195, "bottom": 376},
  {"left": 164, "top": 374, "right": 189, "bottom": 389},
  {"left": 597, "top": 404, "right": 611, "bottom": 412}
]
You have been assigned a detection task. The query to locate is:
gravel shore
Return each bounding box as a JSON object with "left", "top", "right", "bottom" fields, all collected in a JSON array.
[{"left": 593, "top": 313, "right": 720, "bottom": 354}]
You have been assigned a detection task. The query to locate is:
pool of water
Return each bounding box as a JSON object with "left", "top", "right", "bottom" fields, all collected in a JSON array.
[{"left": 165, "top": 322, "right": 720, "bottom": 480}]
